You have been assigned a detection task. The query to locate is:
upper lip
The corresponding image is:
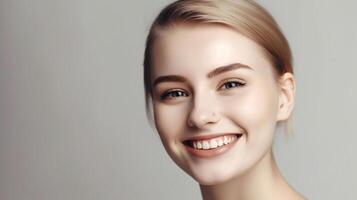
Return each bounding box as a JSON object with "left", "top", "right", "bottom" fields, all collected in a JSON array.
[{"left": 181, "top": 132, "right": 243, "bottom": 142}]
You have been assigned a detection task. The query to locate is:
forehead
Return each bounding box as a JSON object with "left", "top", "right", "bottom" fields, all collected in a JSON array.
[{"left": 151, "top": 24, "right": 274, "bottom": 79}]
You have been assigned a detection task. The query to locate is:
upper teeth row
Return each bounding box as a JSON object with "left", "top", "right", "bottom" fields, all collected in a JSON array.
[{"left": 192, "top": 135, "right": 236, "bottom": 150}]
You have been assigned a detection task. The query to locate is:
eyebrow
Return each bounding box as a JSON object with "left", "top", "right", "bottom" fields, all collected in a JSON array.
[{"left": 153, "top": 62, "right": 253, "bottom": 87}]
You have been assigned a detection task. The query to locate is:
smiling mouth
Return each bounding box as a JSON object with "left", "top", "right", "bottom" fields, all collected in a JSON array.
[{"left": 182, "top": 134, "right": 242, "bottom": 150}]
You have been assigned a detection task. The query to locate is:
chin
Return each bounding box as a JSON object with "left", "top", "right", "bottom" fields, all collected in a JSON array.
[
  {"left": 188, "top": 164, "right": 247, "bottom": 186},
  {"left": 194, "top": 175, "right": 231, "bottom": 186}
]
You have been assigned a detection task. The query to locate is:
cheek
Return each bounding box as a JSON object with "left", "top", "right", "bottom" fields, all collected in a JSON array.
[
  {"left": 153, "top": 103, "right": 188, "bottom": 140},
  {"left": 223, "top": 83, "right": 279, "bottom": 135},
  {"left": 153, "top": 103, "right": 190, "bottom": 166}
]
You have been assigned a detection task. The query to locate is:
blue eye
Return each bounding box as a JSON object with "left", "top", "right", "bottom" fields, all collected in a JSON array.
[
  {"left": 220, "top": 80, "right": 245, "bottom": 90},
  {"left": 161, "top": 90, "right": 188, "bottom": 100},
  {"left": 160, "top": 80, "right": 245, "bottom": 100}
]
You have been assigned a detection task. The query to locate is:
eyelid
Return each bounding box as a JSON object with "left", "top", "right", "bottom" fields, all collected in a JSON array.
[
  {"left": 160, "top": 89, "right": 189, "bottom": 100},
  {"left": 159, "top": 78, "right": 245, "bottom": 100},
  {"left": 217, "top": 78, "right": 246, "bottom": 90}
]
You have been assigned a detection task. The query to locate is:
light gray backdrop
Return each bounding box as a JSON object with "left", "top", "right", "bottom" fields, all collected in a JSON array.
[{"left": 1, "top": 0, "right": 356, "bottom": 199}]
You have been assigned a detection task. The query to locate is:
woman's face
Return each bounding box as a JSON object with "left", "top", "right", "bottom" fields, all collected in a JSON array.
[{"left": 151, "top": 24, "right": 285, "bottom": 185}]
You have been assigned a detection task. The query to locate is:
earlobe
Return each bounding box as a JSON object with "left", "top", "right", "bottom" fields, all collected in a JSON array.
[{"left": 277, "top": 72, "right": 296, "bottom": 122}]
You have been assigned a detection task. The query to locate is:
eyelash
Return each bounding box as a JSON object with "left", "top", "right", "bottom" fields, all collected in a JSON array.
[{"left": 160, "top": 80, "right": 246, "bottom": 100}]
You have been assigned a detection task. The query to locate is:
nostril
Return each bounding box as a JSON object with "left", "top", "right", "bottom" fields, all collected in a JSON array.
[{"left": 187, "top": 109, "right": 220, "bottom": 129}]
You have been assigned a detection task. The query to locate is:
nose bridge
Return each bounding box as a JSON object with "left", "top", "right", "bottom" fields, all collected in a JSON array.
[{"left": 187, "top": 88, "right": 220, "bottom": 128}]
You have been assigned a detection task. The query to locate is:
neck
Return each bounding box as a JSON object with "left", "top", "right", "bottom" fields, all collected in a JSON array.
[{"left": 199, "top": 149, "right": 304, "bottom": 200}]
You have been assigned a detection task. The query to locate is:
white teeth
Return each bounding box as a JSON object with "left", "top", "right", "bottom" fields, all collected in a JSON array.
[
  {"left": 210, "top": 140, "right": 218, "bottom": 148},
  {"left": 193, "top": 142, "right": 197, "bottom": 149},
  {"left": 217, "top": 138, "right": 224, "bottom": 146},
  {"left": 223, "top": 136, "right": 228, "bottom": 144},
  {"left": 202, "top": 141, "right": 210, "bottom": 149},
  {"left": 197, "top": 141, "right": 202, "bottom": 149},
  {"left": 191, "top": 134, "right": 240, "bottom": 150}
]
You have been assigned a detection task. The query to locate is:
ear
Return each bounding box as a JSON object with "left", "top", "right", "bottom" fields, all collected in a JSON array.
[{"left": 276, "top": 72, "right": 296, "bottom": 122}]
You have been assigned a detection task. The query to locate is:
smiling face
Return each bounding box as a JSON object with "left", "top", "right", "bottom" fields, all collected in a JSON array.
[{"left": 150, "top": 24, "right": 284, "bottom": 185}]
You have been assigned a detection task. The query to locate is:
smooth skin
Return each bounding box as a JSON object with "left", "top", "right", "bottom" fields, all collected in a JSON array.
[{"left": 150, "top": 23, "right": 305, "bottom": 200}]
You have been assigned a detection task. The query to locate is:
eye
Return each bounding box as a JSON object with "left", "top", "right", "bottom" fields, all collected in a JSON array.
[
  {"left": 160, "top": 90, "right": 189, "bottom": 100},
  {"left": 219, "top": 80, "right": 246, "bottom": 90}
]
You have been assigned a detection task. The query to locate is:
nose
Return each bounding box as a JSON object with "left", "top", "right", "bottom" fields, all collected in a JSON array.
[{"left": 187, "top": 93, "right": 220, "bottom": 129}]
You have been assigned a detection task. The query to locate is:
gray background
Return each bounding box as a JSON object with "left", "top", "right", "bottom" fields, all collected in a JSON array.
[{"left": 0, "top": 0, "right": 356, "bottom": 199}]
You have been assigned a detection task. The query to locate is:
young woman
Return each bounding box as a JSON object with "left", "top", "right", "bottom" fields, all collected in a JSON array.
[{"left": 143, "top": 0, "right": 306, "bottom": 199}]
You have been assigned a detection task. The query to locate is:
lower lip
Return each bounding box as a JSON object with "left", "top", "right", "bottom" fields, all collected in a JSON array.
[{"left": 183, "top": 135, "right": 242, "bottom": 158}]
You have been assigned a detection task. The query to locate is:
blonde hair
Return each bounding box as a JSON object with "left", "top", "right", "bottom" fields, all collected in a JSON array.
[{"left": 143, "top": 0, "right": 294, "bottom": 136}]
